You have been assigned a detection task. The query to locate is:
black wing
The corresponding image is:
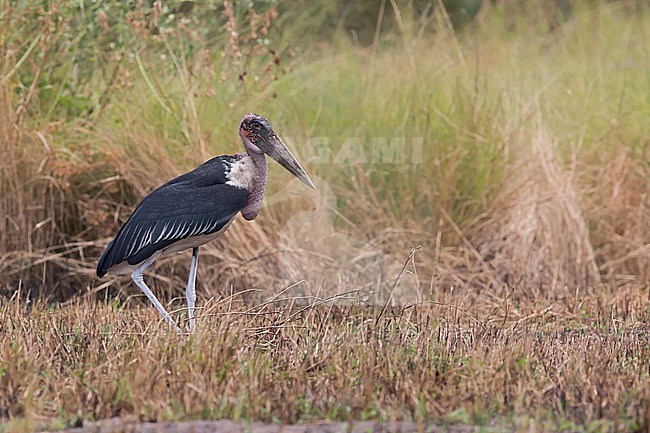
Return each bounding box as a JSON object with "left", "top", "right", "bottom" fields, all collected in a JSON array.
[{"left": 97, "top": 156, "right": 248, "bottom": 277}]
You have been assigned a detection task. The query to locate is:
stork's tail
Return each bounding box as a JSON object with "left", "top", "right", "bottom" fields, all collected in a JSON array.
[{"left": 96, "top": 239, "right": 115, "bottom": 278}]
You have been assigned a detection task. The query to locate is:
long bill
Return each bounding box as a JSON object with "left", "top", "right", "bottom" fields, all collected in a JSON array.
[{"left": 262, "top": 134, "right": 316, "bottom": 189}]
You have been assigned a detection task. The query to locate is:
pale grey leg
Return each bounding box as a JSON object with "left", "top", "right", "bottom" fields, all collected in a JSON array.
[
  {"left": 186, "top": 247, "right": 199, "bottom": 333},
  {"left": 131, "top": 251, "right": 181, "bottom": 332}
]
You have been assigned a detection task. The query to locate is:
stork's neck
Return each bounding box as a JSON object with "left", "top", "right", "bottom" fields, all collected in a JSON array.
[{"left": 241, "top": 152, "right": 267, "bottom": 220}]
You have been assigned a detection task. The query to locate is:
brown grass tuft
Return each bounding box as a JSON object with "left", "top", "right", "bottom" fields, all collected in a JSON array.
[
  {"left": 472, "top": 122, "right": 600, "bottom": 297},
  {"left": 586, "top": 150, "right": 650, "bottom": 287}
]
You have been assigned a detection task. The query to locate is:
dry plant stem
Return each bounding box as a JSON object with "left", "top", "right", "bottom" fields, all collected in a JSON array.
[{"left": 375, "top": 246, "right": 420, "bottom": 327}]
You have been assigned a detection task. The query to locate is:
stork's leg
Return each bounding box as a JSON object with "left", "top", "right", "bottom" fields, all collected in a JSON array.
[
  {"left": 186, "top": 247, "right": 199, "bottom": 333},
  {"left": 131, "top": 251, "right": 181, "bottom": 332}
]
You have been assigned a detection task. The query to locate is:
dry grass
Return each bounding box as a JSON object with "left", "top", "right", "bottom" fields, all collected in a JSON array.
[
  {"left": 1, "top": 291, "right": 648, "bottom": 432},
  {"left": 472, "top": 120, "right": 601, "bottom": 296}
]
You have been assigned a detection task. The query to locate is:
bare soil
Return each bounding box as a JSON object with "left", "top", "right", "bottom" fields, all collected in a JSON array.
[{"left": 51, "top": 419, "right": 479, "bottom": 433}]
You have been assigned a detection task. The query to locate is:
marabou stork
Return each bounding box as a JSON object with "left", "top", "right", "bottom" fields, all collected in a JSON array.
[{"left": 96, "top": 114, "right": 314, "bottom": 332}]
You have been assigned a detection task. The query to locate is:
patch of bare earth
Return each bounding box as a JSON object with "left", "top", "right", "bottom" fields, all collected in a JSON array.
[{"left": 51, "top": 419, "right": 480, "bottom": 433}]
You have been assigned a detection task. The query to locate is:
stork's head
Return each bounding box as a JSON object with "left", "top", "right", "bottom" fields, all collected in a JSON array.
[{"left": 239, "top": 113, "right": 315, "bottom": 189}]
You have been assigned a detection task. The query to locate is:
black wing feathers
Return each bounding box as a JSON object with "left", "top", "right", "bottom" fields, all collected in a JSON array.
[{"left": 97, "top": 156, "right": 249, "bottom": 277}]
